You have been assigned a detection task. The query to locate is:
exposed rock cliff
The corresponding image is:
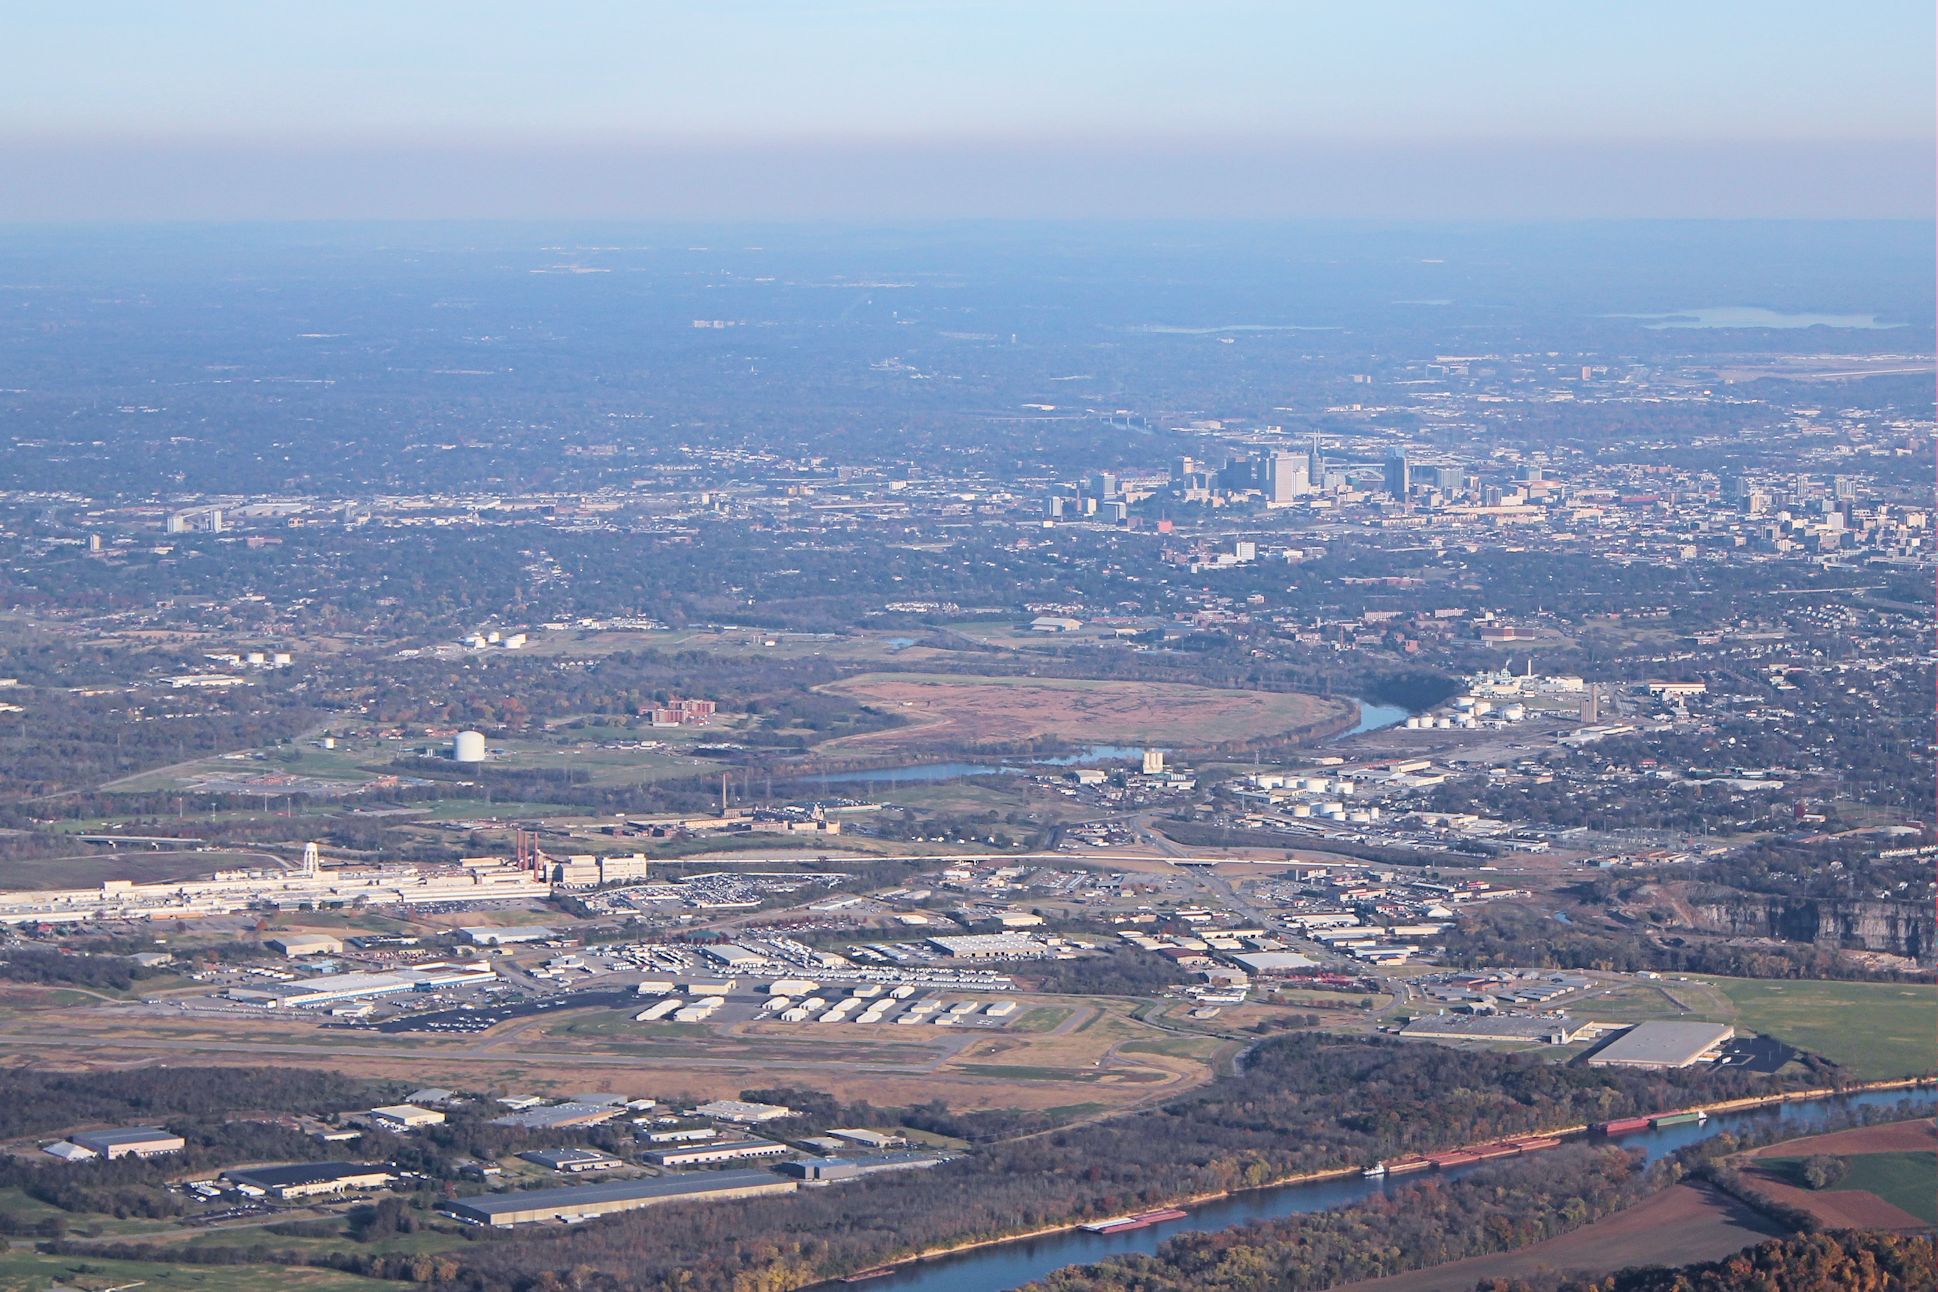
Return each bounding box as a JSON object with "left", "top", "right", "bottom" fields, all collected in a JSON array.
[{"left": 1686, "top": 890, "right": 1933, "bottom": 962}]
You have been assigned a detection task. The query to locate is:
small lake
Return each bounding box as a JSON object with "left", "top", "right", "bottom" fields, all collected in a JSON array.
[
  {"left": 848, "top": 1087, "right": 1935, "bottom": 1292},
  {"left": 1346, "top": 699, "right": 1408, "bottom": 735}
]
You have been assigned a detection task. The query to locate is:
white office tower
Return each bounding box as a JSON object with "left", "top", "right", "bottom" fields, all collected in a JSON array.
[
  {"left": 1141, "top": 749, "right": 1166, "bottom": 775},
  {"left": 1265, "top": 452, "right": 1310, "bottom": 504}
]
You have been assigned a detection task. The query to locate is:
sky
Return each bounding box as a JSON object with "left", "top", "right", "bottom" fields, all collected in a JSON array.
[{"left": 2, "top": 1, "right": 1932, "bottom": 220}]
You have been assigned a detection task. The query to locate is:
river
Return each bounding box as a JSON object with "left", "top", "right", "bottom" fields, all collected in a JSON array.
[{"left": 848, "top": 1088, "right": 1935, "bottom": 1292}]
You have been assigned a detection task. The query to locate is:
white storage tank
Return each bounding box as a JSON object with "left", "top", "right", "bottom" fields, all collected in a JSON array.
[{"left": 452, "top": 730, "right": 487, "bottom": 763}]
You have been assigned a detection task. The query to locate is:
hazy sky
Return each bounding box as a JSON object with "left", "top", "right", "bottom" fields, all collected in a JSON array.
[{"left": 3, "top": 1, "right": 1932, "bottom": 220}]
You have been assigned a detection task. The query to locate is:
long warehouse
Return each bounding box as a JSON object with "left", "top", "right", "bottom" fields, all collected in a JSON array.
[
  {"left": 443, "top": 1171, "right": 795, "bottom": 1227},
  {"left": 1586, "top": 1020, "right": 1734, "bottom": 1069}
]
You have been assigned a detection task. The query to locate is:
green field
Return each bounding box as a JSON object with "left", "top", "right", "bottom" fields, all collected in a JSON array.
[
  {"left": 1839, "top": 1151, "right": 1938, "bottom": 1222},
  {"left": 1762, "top": 1151, "right": 1938, "bottom": 1222},
  {"left": 1011, "top": 1006, "right": 1074, "bottom": 1033},
  {"left": 1695, "top": 976, "right": 1938, "bottom": 1080}
]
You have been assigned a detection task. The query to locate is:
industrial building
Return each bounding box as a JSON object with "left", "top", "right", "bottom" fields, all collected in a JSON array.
[
  {"left": 699, "top": 944, "right": 773, "bottom": 972},
  {"left": 1587, "top": 1020, "right": 1734, "bottom": 1069},
  {"left": 461, "top": 925, "right": 555, "bottom": 946},
  {"left": 1227, "top": 951, "right": 1320, "bottom": 975},
  {"left": 1399, "top": 1013, "right": 1586, "bottom": 1045},
  {"left": 692, "top": 1098, "right": 794, "bottom": 1123},
  {"left": 488, "top": 1101, "right": 625, "bottom": 1131},
  {"left": 444, "top": 1170, "right": 795, "bottom": 1227},
  {"left": 549, "top": 852, "right": 652, "bottom": 887},
  {"left": 828, "top": 1128, "right": 902, "bottom": 1149},
  {"left": 925, "top": 932, "right": 1050, "bottom": 959},
  {"left": 0, "top": 858, "right": 553, "bottom": 926},
  {"left": 366, "top": 1104, "right": 446, "bottom": 1131},
  {"left": 226, "top": 962, "right": 495, "bottom": 1008},
  {"left": 68, "top": 1127, "right": 185, "bottom": 1159},
  {"left": 646, "top": 1138, "right": 791, "bottom": 1168},
  {"left": 519, "top": 1147, "right": 624, "bottom": 1173},
  {"left": 225, "top": 1162, "right": 394, "bottom": 1199},
  {"left": 268, "top": 932, "right": 344, "bottom": 957},
  {"left": 42, "top": 1140, "right": 96, "bottom": 1162}
]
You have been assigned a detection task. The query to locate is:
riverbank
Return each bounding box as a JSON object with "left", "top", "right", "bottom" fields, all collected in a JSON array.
[
  {"left": 828, "top": 1076, "right": 1936, "bottom": 1288},
  {"left": 841, "top": 1164, "right": 1369, "bottom": 1283}
]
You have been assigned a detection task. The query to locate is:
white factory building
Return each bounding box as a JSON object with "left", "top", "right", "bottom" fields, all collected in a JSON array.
[{"left": 227, "top": 962, "right": 496, "bottom": 1008}]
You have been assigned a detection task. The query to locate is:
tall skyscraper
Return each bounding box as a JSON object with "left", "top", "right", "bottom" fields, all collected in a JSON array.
[
  {"left": 1384, "top": 449, "right": 1411, "bottom": 499},
  {"left": 1265, "top": 452, "right": 1309, "bottom": 504}
]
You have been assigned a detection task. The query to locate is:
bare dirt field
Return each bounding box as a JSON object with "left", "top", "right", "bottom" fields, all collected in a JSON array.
[
  {"left": 1742, "top": 1117, "right": 1936, "bottom": 1160},
  {"left": 817, "top": 672, "right": 1348, "bottom": 755},
  {"left": 1738, "top": 1169, "right": 1927, "bottom": 1230},
  {"left": 1333, "top": 1184, "right": 1784, "bottom": 1292},
  {"left": 1739, "top": 1118, "right": 1936, "bottom": 1230}
]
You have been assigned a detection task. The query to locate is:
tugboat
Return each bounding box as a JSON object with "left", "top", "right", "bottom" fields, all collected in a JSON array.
[{"left": 1362, "top": 1162, "right": 1387, "bottom": 1178}]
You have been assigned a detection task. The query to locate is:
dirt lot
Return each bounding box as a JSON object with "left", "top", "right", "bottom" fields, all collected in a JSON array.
[
  {"left": 1333, "top": 1184, "right": 1785, "bottom": 1292},
  {"left": 818, "top": 672, "right": 1347, "bottom": 755}
]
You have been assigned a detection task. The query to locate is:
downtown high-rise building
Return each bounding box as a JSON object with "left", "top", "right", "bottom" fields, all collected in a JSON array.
[
  {"left": 1265, "top": 452, "right": 1310, "bottom": 504},
  {"left": 1384, "top": 448, "right": 1411, "bottom": 499}
]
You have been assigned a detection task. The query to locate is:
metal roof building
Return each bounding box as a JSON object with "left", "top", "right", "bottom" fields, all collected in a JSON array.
[
  {"left": 69, "top": 1127, "right": 185, "bottom": 1159},
  {"left": 1399, "top": 1014, "right": 1586, "bottom": 1044},
  {"left": 443, "top": 1170, "right": 795, "bottom": 1227},
  {"left": 225, "top": 1162, "right": 394, "bottom": 1198},
  {"left": 488, "top": 1101, "right": 625, "bottom": 1131},
  {"left": 1587, "top": 1020, "right": 1734, "bottom": 1068}
]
